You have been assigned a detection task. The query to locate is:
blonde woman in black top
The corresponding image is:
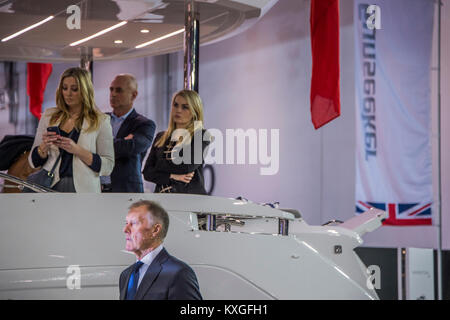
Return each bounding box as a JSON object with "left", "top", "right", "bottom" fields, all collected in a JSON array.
[{"left": 143, "top": 90, "right": 210, "bottom": 194}]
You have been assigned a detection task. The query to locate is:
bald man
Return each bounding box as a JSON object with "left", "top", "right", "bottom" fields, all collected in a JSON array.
[{"left": 101, "top": 74, "right": 156, "bottom": 193}]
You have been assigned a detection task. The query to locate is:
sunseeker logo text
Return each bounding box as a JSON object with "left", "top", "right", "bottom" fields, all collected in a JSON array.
[{"left": 359, "top": 4, "right": 377, "bottom": 161}]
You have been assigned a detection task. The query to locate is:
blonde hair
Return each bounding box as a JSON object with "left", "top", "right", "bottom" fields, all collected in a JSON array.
[
  {"left": 156, "top": 90, "right": 204, "bottom": 148},
  {"left": 50, "top": 67, "right": 102, "bottom": 132}
]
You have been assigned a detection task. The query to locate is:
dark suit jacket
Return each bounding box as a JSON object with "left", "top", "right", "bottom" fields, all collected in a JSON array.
[
  {"left": 119, "top": 248, "right": 202, "bottom": 300},
  {"left": 108, "top": 109, "right": 155, "bottom": 192}
]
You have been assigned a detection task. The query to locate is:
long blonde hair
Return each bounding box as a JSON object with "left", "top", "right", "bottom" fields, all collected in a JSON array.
[
  {"left": 50, "top": 67, "right": 102, "bottom": 132},
  {"left": 156, "top": 90, "right": 204, "bottom": 147}
]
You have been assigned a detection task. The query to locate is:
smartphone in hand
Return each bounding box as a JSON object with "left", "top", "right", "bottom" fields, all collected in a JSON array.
[{"left": 46, "top": 126, "right": 61, "bottom": 135}]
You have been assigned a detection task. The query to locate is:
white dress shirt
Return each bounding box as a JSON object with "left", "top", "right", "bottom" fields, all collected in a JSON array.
[
  {"left": 110, "top": 107, "right": 134, "bottom": 137},
  {"left": 137, "top": 243, "right": 164, "bottom": 288}
]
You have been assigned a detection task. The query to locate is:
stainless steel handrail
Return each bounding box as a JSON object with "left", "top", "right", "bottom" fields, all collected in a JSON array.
[{"left": 0, "top": 172, "right": 56, "bottom": 193}]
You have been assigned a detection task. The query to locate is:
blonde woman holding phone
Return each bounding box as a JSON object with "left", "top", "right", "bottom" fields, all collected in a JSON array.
[{"left": 28, "top": 67, "right": 114, "bottom": 192}]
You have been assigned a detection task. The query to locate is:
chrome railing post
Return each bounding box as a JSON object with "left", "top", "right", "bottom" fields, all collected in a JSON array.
[
  {"left": 278, "top": 218, "right": 289, "bottom": 236},
  {"left": 184, "top": 0, "right": 199, "bottom": 92},
  {"left": 206, "top": 214, "right": 216, "bottom": 231}
]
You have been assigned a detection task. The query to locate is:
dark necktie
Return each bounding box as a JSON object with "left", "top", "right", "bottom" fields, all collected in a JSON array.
[{"left": 126, "top": 261, "right": 144, "bottom": 300}]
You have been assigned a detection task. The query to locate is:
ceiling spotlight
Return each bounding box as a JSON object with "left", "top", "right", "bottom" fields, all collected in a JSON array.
[
  {"left": 140, "top": 29, "right": 150, "bottom": 33},
  {"left": 114, "top": 40, "right": 123, "bottom": 44}
]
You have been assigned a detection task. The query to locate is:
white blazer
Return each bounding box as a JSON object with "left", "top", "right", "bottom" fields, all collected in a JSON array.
[{"left": 28, "top": 107, "right": 115, "bottom": 193}]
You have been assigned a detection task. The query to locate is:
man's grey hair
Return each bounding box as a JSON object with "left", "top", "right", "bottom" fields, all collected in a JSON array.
[{"left": 129, "top": 200, "right": 169, "bottom": 240}]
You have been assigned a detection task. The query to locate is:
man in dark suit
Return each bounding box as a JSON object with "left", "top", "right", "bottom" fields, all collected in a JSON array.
[
  {"left": 101, "top": 74, "right": 156, "bottom": 192},
  {"left": 119, "top": 200, "right": 202, "bottom": 300}
]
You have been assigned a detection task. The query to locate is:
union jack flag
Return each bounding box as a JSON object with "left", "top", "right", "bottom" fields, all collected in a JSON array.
[{"left": 356, "top": 201, "right": 432, "bottom": 226}]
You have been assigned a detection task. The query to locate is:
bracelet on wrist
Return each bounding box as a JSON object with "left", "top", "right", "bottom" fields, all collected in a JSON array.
[{"left": 38, "top": 146, "right": 47, "bottom": 157}]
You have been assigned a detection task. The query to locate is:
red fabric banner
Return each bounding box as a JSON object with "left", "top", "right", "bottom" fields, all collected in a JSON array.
[
  {"left": 27, "top": 63, "right": 52, "bottom": 120},
  {"left": 310, "top": 0, "right": 340, "bottom": 129}
]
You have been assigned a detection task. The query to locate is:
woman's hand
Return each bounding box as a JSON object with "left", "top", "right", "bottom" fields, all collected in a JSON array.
[
  {"left": 38, "top": 131, "right": 59, "bottom": 157},
  {"left": 170, "top": 172, "right": 194, "bottom": 184},
  {"left": 40, "top": 131, "right": 59, "bottom": 151},
  {"left": 56, "top": 137, "right": 93, "bottom": 166},
  {"left": 55, "top": 136, "right": 81, "bottom": 155}
]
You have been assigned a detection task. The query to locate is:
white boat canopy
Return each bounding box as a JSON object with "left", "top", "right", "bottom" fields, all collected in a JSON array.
[{"left": 0, "top": 0, "right": 279, "bottom": 62}]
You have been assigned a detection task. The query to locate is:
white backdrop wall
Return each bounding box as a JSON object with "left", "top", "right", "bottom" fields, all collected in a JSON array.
[{"left": 192, "top": 0, "right": 322, "bottom": 222}]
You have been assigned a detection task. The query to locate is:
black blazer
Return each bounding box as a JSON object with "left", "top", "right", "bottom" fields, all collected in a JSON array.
[
  {"left": 142, "top": 130, "right": 210, "bottom": 195},
  {"left": 119, "top": 248, "right": 202, "bottom": 300},
  {"left": 108, "top": 109, "right": 155, "bottom": 192}
]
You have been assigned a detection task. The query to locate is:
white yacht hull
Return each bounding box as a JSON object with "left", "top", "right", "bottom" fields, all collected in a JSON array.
[{"left": 0, "top": 193, "right": 385, "bottom": 300}]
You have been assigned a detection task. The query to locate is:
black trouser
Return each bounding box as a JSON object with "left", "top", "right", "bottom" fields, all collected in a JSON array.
[
  {"left": 101, "top": 184, "right": 113, "bottom": 193},
  {"left": 53, "top": 177, "right": 76, "bottom": 192}
]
